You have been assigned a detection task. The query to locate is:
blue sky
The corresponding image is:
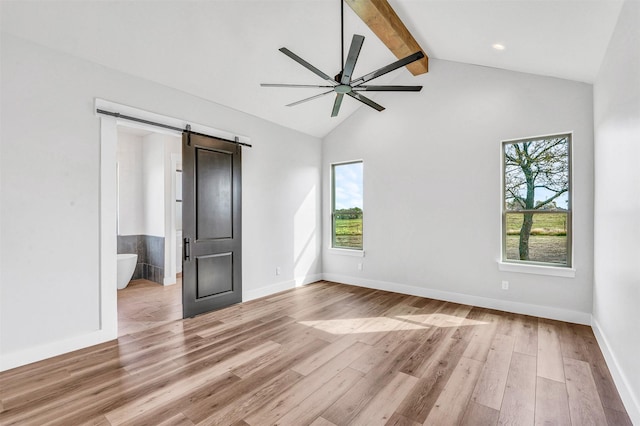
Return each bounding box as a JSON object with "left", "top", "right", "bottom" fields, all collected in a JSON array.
[
  {"left": 535, "top": 188, "right": 569, "bottom": 208},
  {"left": 508, "top": 186, "right": 569, "bottom": 209},
  {"left": 334, "top": 162, "right": 363, "bottom": 210}
]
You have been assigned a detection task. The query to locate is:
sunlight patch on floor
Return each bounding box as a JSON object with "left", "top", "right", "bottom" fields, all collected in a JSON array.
[
  {"left": 396, "top": 313, "right": 487, "bottom": 328},
  {"left": 298, "top": 313, "right": 487, "bottom": 334}
]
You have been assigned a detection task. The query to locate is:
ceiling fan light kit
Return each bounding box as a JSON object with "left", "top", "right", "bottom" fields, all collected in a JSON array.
[{"left": 261, "top": 0, "right": 427, "bottom": 117}]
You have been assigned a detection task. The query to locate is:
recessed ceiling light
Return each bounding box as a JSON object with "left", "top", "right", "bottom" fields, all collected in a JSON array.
[{"left": 492, "top": 43, "right": 506, "bottom": 51}]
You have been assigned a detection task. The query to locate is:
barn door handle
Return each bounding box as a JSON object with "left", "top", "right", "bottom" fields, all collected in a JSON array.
[{"left": 184, "top": 237, "right": 191, "bottom": 262}]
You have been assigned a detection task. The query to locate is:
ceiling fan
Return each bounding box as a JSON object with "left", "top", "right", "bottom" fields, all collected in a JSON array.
[{"left": 261, "top": 1, "right": 425, "bottom": 117}]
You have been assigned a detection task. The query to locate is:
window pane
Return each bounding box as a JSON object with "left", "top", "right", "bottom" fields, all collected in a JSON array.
[
  {"left": 503, "top": 134, "right": 571, "bottom": 267},
  {"left": 504, "top": 137, "right": 569, "bottom": 211},
  {"left": 332, "top": 162, "right": 363, "bottom": 250},
  {"left": 505, "top": 212, "right": 568, "bottom": 265}
]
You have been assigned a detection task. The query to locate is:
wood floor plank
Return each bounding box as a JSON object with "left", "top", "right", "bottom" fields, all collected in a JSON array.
[
  {"left": 398, "top": 326, "right": 449, "bottom": 377},
  {"left": 422, "top": 356, "right": 484, "bottom": 425},
  {"left": 575, "top": 328, "right": 629, "bottom": 413},
  {"left": 322, "top": 342, "right": 418, "bottom": 425},
  {"left": 395, "top": 329, "right": 474, "bottom": 423},
  {"left": 558, "top": 322, "right": 590, "bottom": 362},
  {"left": 564, "top": 357, "right": 608, "bottom": 426},
  {"left": 274, "top": 367, "right": 362, "bottom": 425},
  {"left": 384, "top": 413, "right": 422, "bottom": 426},
  {"left": 497, "top": 352, "right": 536, "bottom": 426},
  {"left": 0, "top": 281, "right": 630, "bottom": 426},
  {"left": 0, "top": 368, "right": 71, "bottom": 402},
  {"left": 118, "top": 279, "right": 182, "bottom": 336},
  {"left": 460, "top": 402, "right": 500, "bottom": 426},
  {"left": 243, "top": 341, "right": 370, "bottom": 425},
  {"left": 82, "top": 414, "right": 114, "bottom": 426},
  {"left": 537, "top": 319, "right": 565, "bottom": 383},
  {"left": 157, "top": 412, "right": 196, "bottom": 426},
  {"left": 349, "top": 372, "right": 419, "bottom": 426},
  {"left": 354, "top": 301, "right": 421, "bottom": 346},
  {"left": 471, "top": 333, "right": 515, "bottom": 410},
  {"left": 105, "top": 340, "right": 281, "bottom": 425},
  {"left": 322, "top": 340, "right": 420, "bottom": 426},
  {"left": 462, "top": 312, "right": 500, "bottom": 362},
  {"left": 292, "top": 335, "right": 359, "bottom": 376},
  {"left": 118, "top": 372, "right": 242, "bottom": 426},
  {"left": 309, "top": 417, "right": 338, "bottom": 426},
  {"left": 1, "top": 363, "right": 133, "bottom": 424},
  {"left": 184, "top": 337, "right": 328, "bottom": 424},
  {"left": 534, "top": 377, "right": 571, "bottom": 426},
  {"left": 513, "top": 315, "right": 538, "bottom": 357},
  {"left": 604, "top": 407, "right": 634, "bottom": 426},
  {"left": 193, "top": 370, "right": 303, "bottom": 426}
]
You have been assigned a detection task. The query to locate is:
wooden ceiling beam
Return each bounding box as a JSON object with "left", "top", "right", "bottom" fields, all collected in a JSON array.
[{"left": 344, "top": 0, "right": 428, "bottom": 75}]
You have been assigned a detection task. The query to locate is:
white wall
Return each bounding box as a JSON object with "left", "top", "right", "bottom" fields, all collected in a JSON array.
[
  {"left": 323, "top": 58, "right": 594, "bottom": 323},
  {"left": 142, "top": 133, "right": 168, "bottom": 237},
  {"left": 116, "top": 131, "right": 144, "bottom": 235},
  {"left": 164, "top": 134, "right": 181, "bottom": 283},
  {"left": 593, "top": 0, "right": 640, "bottom": 422},
  {"left": 0, "top": 34, "right": 322, "bottom": 369}
]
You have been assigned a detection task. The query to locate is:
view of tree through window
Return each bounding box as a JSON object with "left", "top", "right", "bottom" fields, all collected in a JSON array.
[
  {"left": 332, "top": 161, "right": 363, "bottom": 250},
  {"left": 503, "top": 135, "right": 571, "bottom": 266}
]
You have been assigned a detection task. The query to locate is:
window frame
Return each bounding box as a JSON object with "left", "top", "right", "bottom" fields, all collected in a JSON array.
[
  {"left": 501, "top": 133, "right": 573, "bottom": 268},
  {"left": 330, "top": 160, "right": 364, "bottom": 252}
]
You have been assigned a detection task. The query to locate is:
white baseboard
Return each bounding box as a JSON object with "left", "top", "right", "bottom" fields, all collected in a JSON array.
[
  {"left": 295, "top": 273, "right": 323, "bottom": 287},
  {"left": 591, "top": 317, "right": 640, "bottom": 425},
  {"left": 0, "top": 329, "right": 117, "bottom": 372},
  {"left": 322, "top": 273, "right": 592, "bottom": 325},
  {"left": 243, "top": 280, "right": 295, "bottom": 302},
  {"left": 243, "top": 273, "right": 321, "bottom": 302}
]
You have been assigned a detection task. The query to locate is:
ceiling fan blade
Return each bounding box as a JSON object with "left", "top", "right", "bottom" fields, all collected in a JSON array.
[
  {"left": 351, "top": 51, "right": 425, "bottom": 86},
  {"left": 341, "top": 35, "right": 365, "bottom": 84},
  {"left": 279, "top": 48, "right": 337, "bottom": 84},
  {"left": 261, "top": 83, "right": 335, "bottom": 88},
  {"left": 347, "top": 92, "right": 385, "bottom": 111},
  {"left": 352, "top": 85, "right": 422, "bottom": 92},
  {"left": 331, "top": 94, "right": 344, "bottom": 117},
  {"left": 286, "top": 89, "right": 335, "bottom": 107}
]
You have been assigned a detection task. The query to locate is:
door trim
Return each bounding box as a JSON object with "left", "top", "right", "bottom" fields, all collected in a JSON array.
[{"left": 96, "top": 98, "right": 250, "bottom": 338}]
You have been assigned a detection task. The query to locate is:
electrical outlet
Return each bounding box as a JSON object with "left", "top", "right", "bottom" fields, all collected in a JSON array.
[
  {"left": 501, "top": 280, "right": 509, "bottom": 290},
  {"left": 276, "top": 267, "right": 281, "bottom": 276},
  {"left": 357, "top": 263, "right": 363, "bottom": 271}
]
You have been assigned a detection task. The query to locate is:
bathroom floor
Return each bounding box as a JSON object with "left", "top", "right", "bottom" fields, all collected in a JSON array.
[{"left": 117, "top": 278, "right": 182, "bottom": 336}]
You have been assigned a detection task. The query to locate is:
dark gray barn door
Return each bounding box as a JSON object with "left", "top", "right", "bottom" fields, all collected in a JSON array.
[{"left": 182, "top": 132, "right": 242, "bottom": 318}]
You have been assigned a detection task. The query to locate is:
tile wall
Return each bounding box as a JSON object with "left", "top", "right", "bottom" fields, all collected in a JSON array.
[{"left": 117, "top": 235, "right": 165, "bottom": 284}]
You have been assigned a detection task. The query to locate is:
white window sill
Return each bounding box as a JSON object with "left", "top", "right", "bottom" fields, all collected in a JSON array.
[
  {"left": 328, "top": 248, "right": 365, "bottom": 257},
  {"left": 498, "top": 261, "right": 575, "bottom": 278}
]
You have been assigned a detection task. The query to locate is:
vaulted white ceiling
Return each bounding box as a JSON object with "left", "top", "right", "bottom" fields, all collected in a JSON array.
[{"left": 1, "top": 0, "right": 624, "bottom": 137}]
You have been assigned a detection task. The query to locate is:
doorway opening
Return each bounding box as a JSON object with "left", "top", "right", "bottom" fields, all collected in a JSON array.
[
  {"left": 97, "top": 99, "right": 250, "bottom": 340},
  {"left": 115, "top": 124, "right": 183, "bottom": 336}
]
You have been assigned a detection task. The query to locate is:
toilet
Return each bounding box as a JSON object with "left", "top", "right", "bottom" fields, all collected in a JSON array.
[{"left": 117, "top": 253, "right": 138, "bottom": 290}]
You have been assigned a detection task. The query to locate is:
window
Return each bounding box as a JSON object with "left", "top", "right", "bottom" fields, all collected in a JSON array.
[
  {"left": 332, "top": 161, "right": 363, "bottom": 250},
  {"left": 502, "top": 134, "right": 571, "bottom": 267}
]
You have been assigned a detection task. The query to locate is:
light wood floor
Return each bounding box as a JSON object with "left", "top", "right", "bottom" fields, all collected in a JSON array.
[
  {"left": 117, "top": 278, "right": 183, "bottom": 336},
  {"left": 0, "top": 281, "right": 632, "bottom": 425}
]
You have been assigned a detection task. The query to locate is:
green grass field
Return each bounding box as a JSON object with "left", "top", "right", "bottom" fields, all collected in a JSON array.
[
  {"left": 505, "top": 212, "right": 568, "bottom": 263},
  {"left": 506, "top": 212, "right": 567, "bottom": 236},
  {"left": 334, "top": 218, "right": 363, "bottom": 249}
]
